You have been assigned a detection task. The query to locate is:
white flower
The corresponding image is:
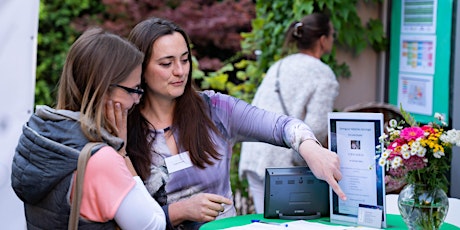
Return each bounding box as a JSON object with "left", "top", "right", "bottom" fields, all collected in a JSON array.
[
  {"left": 441, "top": 129, "right": 460, "bottom": 146},
  {"left": 410, "top": 148, "right": 418, "bottom": 156},
  {"left": 411, "top": 141, "right": 420, "bottom": 148},
  {"left": 418, "top": 146, "right": 425, "bottom": 153},
  {"left": 389, "top": 119, "right": 398, "bottom": 128},
  {"left": 401, "top": 150, "right": 411, "bottom": 159},
  {"left": 434, "top": 112, "right": 445, "bottom": 122},
  {"left": 381, "top": 149, "right": 391, "bottom": 159},
  {"left": 386, "top": 127, "right": 394, "bottom": 133},
  {"left": 440, "top": 134, "right": 448, "bottom": 142},
  {"left": 401, "top": 144, "right": 409, "bottom": 151},
  {"left": 378, "top": 158, "right": 386, "bottom": 166},
  {"left": 391, "top": 157, "right": 402, "bottom": 168},
  {"left": 416, "top": 147, "right": 426, "bottom": 157},
  {"left": 433, "top": 151, "right": 445, "bottom": 158},
  {"left": 379, "top": 133, "right": 388, "bottom": 142}
]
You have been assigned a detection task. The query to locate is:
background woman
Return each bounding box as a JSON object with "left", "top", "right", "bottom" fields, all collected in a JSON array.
[{"left": 239, "top": 13, "right": 339, "bottom": 213}]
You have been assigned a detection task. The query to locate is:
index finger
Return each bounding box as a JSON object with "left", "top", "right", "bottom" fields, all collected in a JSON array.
[
  {"left": 206, "top": 193, "right": 232, "bottom": 205},
  {"left": 326, "top": 176, "right": 347, "bottom": 201}
]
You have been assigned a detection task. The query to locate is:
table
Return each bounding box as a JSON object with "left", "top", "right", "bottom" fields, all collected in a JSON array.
[{"left": 200, "top": 214, "right": 460, "bottom": 229}]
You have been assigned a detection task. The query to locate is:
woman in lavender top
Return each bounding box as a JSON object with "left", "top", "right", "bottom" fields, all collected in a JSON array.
[{"left": 126, "top": 17, "right": 347, "bottom": 230}]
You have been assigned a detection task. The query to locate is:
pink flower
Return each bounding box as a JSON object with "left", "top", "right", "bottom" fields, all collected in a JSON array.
[
  {"left": 400, "top": 127, "right": 425, "bottom": 141},
  {"left": 388, "top": 165, "right": 408, "bottom": 178},
  {"left": 403, "top": 156, "right": 426, "bottom": 171},
  {"left": 421, "top": 125, "right": 434, "bottom": 134},
  {"left": 388, "top": 138, "right": 406, "bottom": 150}
]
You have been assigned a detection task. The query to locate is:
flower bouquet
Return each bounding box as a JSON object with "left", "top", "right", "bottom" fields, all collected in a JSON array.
[{"left": 378, "top": 106, "right": 460, "bottom": 229}]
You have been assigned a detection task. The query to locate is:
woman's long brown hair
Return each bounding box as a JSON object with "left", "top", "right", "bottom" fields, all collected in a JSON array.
[
  {"left": 127, "top": 17, "right": 221, "bottom": 181},
  {"left": 56, "top": 28, "right": 143, "bottom": 141}
]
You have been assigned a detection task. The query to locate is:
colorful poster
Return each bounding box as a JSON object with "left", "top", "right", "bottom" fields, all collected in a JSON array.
[
  {"left": 389, "top": 0, "right": 452, "bottom": 125},
  {"left": 399, "top": 35, "right": 436, "bottom": 75},
  {"left": 398, "top": 74, "right": 433, "bottom": 115},
  {"left": 401, "top": 0, "right": 437, "bottom": 34}
]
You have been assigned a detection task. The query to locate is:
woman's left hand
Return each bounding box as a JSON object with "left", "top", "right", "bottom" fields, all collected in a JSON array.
[{"left": 105, "top": 100, "right": 128, "bottom": 152}]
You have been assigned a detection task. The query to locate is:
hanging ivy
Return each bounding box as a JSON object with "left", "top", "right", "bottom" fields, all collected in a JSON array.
[
  {"left": 194, "top": 0, "right": 388, "bottom": 103},
  {"left": 35, "top": 0, "right": 105, "bottom": 106}
]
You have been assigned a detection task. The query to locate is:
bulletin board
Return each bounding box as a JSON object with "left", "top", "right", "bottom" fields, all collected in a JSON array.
[{"left": 388, "top": 0, "right": 453, "bottom": 124}]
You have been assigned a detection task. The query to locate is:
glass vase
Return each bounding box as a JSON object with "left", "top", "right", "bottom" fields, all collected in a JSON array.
[{"left": 398, "top": 183, "right": 449, "bottom": 230}]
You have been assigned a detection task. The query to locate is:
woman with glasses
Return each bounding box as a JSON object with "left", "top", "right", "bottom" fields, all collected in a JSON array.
[
  {"left": 126, "top": 17, "right": 346, "bottom": 230},
  {"left": 111, "top": 84, "right": 145, "bottom": 96},
  {"left": 11, "top": 28, "right": 165, "bottom": 229},
  {"left": 239, "top": 13, "right": 339, "bottom": 213}
]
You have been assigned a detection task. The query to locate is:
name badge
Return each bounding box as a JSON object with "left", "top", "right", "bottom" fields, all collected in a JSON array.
[{"left": 165, "top": 151, "right": 193, "bottom": 173}]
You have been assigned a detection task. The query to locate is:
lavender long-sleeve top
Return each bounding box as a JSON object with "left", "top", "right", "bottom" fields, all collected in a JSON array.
[{"left": 144, "top": 90, "right": 317, "bottom": 226}]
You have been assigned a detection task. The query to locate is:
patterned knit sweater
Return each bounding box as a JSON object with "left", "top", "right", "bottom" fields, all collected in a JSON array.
[{"left": 239, "top": 53, "right": 339, "bottom": 179}]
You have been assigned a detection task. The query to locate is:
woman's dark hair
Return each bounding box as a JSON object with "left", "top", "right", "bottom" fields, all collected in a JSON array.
[
  {"left": 283, "top": 13, "right": 331, "bottom": 51},
  {"left": 127, "top": 17, "right": 221, "bottom": 180}
]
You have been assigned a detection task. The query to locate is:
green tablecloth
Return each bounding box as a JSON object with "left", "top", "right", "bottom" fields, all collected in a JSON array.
[{"left": 200, "top": 214, "right": 459, "bottom": 229}]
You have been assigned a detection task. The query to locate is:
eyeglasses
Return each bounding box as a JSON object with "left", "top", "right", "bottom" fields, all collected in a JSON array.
[{"left": 110, "top": 84, "right": 144, "bottom": 96}]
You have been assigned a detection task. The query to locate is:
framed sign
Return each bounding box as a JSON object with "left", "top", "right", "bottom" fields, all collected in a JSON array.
[{"left": 328, "top": 112, "right": 386, "bottom": 228}]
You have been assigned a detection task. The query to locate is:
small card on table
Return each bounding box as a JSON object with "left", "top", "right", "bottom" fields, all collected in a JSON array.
[{"left": 357, "top": 204, "right": 383, "bottom": 229}]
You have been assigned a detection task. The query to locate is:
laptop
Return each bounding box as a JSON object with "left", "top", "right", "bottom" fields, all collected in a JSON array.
[{"left": 263, "top": 166, "right": 329, "bottom": 220}]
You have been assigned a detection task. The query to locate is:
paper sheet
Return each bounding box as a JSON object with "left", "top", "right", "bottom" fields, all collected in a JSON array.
[{"left": 222, "top": 220, "right": 379, "bottom": 230}]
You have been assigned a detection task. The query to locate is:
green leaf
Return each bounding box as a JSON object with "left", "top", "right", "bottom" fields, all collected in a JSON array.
[
  {"left": 400, "top": 103, "right": 418, "bottom": 127},
  {"left": 204, "top": 74, "right": 229, "bottom": 91}
]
